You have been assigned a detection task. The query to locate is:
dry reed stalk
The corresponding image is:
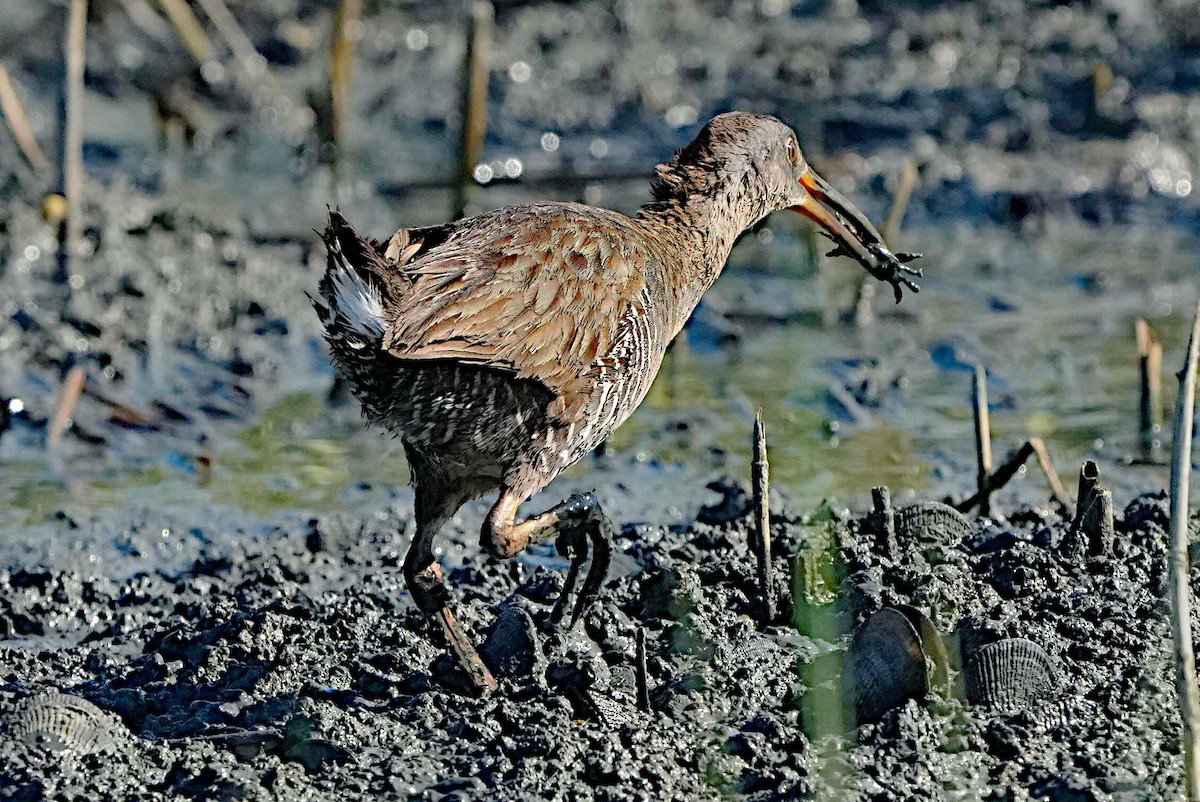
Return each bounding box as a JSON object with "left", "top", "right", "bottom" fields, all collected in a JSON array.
[
  {"left": 47, "top": 366, "right": 86, "bottom": 451},
  {"left": 156, "top": 0, "right": 212, "bottom": 62},
  {"left": 1168, "top": 297, "right": 1200, "bottom": 800},
  {"left": 61, "top": 0, "right": 88, "bottom": 289},
  {"left": 753, "top": 409, "right": 774, "bottom": 624},
  {"left": 0, "top": 62, "right": 47, "bottom": 169},
  {"left": 972, "top": 364, "right": 994, "bottom": 516},
  {"left": 1138, "top": 318, "right": 1165, "bottom": 460},
  {"left": 452, "top": 2, "right": 493, "bottom": 220},
  {"left": 328, "top": 0, "right": 361, "bottom": 150}
]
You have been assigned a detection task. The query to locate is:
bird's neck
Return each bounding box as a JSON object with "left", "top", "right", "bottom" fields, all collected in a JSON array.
[{"left": 637, "top": 179, "right": 764, "bottom": 332}]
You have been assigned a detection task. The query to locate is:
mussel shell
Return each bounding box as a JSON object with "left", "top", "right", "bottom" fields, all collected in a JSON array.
[
  {"left": 895, "top": 502, "right": 972, "bottom": 544},
  {"left": 479, "top": 605, "right": 540, "bottom": 678},
  {"left": 965, "top": 638, "right": 1059, "bottom": 709},
  {"left": 1, "top": 691, "right": 117, "bottom": 754},
  {"left": 849, "top": 607, "right": 928, "bottom": 724},
  {"left": 896, "top": 604, "right": 950, "bottom": 692}
]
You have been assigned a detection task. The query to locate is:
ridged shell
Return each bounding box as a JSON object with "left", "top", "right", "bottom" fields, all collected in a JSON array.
[
  {"left": 965, "top": 638, "right": 1059, "bottom": 709},
  {"left": 584, "top": 691, "right": 639, "bottom": 729},
  {"left": 895, "top": 503, "right": 972, "bottom": 544},
  {"left": 1, "top": 692, "right": 116, "bottom": 754},
  {"left": 848, "top": 607, "right": 928, "bottom": 724}
]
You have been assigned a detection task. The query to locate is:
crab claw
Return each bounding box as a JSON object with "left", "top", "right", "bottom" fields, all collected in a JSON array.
[{"left": 793, "top": 167, "right": 925, "bottom": 302}]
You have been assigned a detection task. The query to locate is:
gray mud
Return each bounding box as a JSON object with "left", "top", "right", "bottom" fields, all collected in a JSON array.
[
  {"left": 0, "top": 483, "right": 1193, "bottom": 800},
  {"left": 4, "top": 0, "right": 1200, "bottom": 799}
]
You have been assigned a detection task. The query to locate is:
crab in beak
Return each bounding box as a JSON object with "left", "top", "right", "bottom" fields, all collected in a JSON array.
[{"left": 792, "top": 166, "right": 922, "bottom": 303}]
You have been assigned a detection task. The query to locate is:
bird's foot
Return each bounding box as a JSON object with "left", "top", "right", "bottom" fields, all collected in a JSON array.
[
  {"left": 436, "top": 605, "right": 498, "bottom": 696},
  {"left": 548, "top": 492, "right": 614, "bottom": 629},
  {"left": 412, "top": 562, "right": 497, "bottom": 696}
]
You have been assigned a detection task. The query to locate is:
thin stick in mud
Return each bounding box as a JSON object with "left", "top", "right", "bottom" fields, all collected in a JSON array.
[
  {"left": 0, "top": 62, "right": 47, "bottom": 170},
  {"left": 453, "top": 1, "right": 493, "bottom": 220},
  {"left": 881, "top": 160, "right": 918, "bottom": 248},
  {"left": 1169, "top": 296, "right": 1200, "bottom": 801},
  {"left": 753, "top": 409, "right": 774, "bottom": 624},
  {"left": 953, "top": 438, "right": 1071, "bottom": 515},
  {"left": 635, "top": 627, "right": 650, "bottom": 711},
  {"left": 972, "top": 364, "right": 994, "bottom": 516},
  {"left": 1077, "top": 486, "right": 1114, "bottom": 557},
  {"left": 1028, "top": 437, "right": 1073, "bottom": 514},
  {"left": 1072, "top": 459, "right": 1099, "bottom": 533},
  {"left": 1137, "top": 318, "right": 1164, "bottom": 461},
  {"left": 61, "top": 0, "right": 88, "bottom": 290},
  {"left": 47, "top": 366, "right": 86, "bottom": 452}
]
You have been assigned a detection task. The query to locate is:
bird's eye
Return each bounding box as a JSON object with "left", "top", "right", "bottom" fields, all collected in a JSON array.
[{"left": 786, "top": 139, "right": 798, "bottom": 165}]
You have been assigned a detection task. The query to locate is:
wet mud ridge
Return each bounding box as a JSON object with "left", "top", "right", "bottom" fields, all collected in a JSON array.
[{"left": 0, "top": 483, "right": 1191, "bottom": 800}]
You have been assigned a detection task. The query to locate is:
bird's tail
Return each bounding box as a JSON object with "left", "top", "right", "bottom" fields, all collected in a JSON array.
[{"left": 312, "top": 211, "right": 390, "bottom": 347}]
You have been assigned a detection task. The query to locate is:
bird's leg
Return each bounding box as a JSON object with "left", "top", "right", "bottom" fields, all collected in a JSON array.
[
  {"left": 483, "top": 489, "right": 615, "bottom": 627},
  {"left": 405, "top": 501, "right": 497, "bottom": 696}
]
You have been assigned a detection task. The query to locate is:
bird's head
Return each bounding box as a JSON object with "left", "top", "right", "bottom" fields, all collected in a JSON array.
[{"left": 651, "top": 111, "right": 922, "bottom": 302}]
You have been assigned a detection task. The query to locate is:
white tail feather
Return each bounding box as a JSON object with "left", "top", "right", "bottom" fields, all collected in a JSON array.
[{"left": 325, "top": 239, "right": 385, "bottom": 340}]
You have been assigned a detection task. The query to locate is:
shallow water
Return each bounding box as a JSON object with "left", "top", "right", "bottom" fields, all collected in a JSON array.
[{"left": 1, "top": 202, "right": 1192, "bottom": 532}]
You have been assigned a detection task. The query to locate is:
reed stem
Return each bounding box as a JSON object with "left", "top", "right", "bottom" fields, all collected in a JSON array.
[
  {"left": 61, "top": 0, "right": 88, "bottom": 291},
  {"left": 453, "top": 2, "right": 493, "bottom": 220},
  {"left": 972, "top": 364, "right": 994, "bottom": 516},
  {"left": 0, "top": 62, "right": 47, "bottom": 170},
  {"left": 753, "top": 409, "right": 774, "bottom": 624},
  {"left": 328, "top": 0, "right": 361, "bottom": 154},
  {"left": 1169, "top": 296, "right": 1200, "bottom": 801},
  {"left": 156, "top": 0, "right": 212, "bottom": 62}
]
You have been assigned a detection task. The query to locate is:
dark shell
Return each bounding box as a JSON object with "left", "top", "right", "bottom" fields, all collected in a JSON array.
[
  {"left": 848, "top": 607, "right": 928, "bottom": 724},
  {"left": 0, "top": 692, "right": 117, "bottom": 754},
  {"left": 479, "top": 605, "right": 540, "bottom": 678},
  {"left": 895, "top": 502, "right": 972, "bottom": 544},
  {"left": 965, "top": 638, "right": 1059, "bottom": 709}
]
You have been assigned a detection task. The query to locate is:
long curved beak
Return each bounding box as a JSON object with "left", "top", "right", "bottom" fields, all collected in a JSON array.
[{"left": 791, "top": 167, "right": 922, "bottom": 303}]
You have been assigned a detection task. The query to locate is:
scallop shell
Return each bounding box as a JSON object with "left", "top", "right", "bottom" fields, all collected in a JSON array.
[
  {"left": 965, "top": 638, "right": 1059, "bottom": 709},
  {"left": 895, "top": 502, "right": 972, "bottom": 544},
  {"left": 0, "top": 691, "right": 116, "bottom": 754},
  {"left": 583, "top": 691, "right": 640, "bottom": 729},
  {"left": 848, "top": 607, "right": 928, "bottom": 724}
]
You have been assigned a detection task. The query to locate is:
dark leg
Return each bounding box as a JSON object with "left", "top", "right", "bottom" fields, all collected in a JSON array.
[
  {"left": 405, "top": 450, "right": 496, "bottom": 695},
  {"left": 481, "top": 487, "right": 614, "bottom": 627}
]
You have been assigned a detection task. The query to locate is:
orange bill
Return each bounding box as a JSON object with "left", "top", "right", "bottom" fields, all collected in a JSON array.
[{"left": 792, "top": 166, "right": 922, "bottom": 303}]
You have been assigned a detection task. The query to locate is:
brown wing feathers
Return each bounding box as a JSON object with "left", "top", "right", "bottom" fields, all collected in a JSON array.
[{"left": 321, "top": 206, "right": 648, "bottom": 420}]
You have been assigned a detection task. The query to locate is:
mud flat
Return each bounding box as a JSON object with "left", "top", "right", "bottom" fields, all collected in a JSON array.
[{"left": 0, "top": 472, "right": 1193, "bottom": 800}]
